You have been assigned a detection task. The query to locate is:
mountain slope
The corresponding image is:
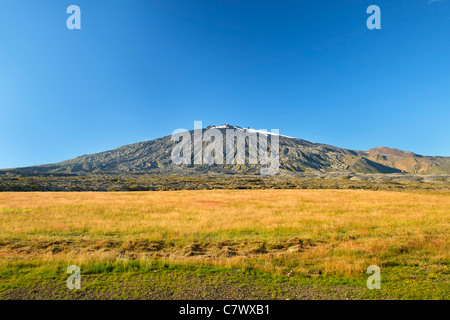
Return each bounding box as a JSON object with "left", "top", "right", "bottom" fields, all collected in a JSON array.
[
  {"left": 366, "top": 147, "right": 450, "bottom": 174},
  {"left": 3, "top": 125, "right": 449, "bottom": 175}
]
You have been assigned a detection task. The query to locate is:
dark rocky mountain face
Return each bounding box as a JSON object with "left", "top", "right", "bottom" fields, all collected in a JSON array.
[{"left": 2, "top": 125, "right": 449, "bottom": 175}]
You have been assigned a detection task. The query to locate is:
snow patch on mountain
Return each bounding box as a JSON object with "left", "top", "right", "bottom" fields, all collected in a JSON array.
[{"left": 208, "top": 124, "right": 293, "bottom": 138}]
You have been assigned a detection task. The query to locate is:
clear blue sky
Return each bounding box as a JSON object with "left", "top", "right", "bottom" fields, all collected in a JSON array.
[{"left": 0, "top": 0, "right": 449, "bottom": 168}]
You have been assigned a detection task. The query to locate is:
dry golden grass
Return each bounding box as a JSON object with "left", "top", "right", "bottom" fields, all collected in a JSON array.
[{"left": 0, "top": 189, "right": 449, "bottom": 276}]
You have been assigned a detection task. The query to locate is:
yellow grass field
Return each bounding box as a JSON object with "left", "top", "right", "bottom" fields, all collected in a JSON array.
[{"left": 0, "top": 189, "right": 449, "bottom": 299}]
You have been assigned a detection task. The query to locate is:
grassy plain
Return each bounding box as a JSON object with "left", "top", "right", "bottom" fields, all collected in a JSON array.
[{"left": 0, "top": 189, "right": 448, "bottom": 299}]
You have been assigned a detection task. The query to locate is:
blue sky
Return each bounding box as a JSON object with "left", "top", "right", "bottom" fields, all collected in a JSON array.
[{"left": 0, "top": 0, "right": 449, "bottom": 168}]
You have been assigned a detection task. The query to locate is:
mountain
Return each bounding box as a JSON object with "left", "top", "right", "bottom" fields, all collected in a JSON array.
[
  {"left": 3, "top": 125, "right": 450, "bottom": 175},
  {"left": 366, "top": 147, "right": 450, "bottom": 174}
]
